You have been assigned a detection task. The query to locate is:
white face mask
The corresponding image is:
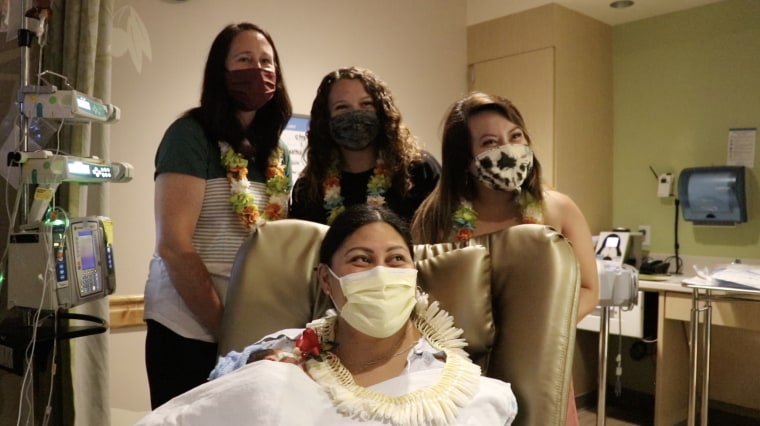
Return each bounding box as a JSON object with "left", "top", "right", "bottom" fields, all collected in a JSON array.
[
  {"left": 473, "top": 143, "right": 534, "bottom": 192},
  {"left": 328, "top": 266, "right": 417, "bottom": 338}
]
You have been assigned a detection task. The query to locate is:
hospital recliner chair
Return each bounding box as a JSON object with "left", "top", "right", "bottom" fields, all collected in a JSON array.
[{"left": 219, "top": 219, "right": 580, "bottom": 426}]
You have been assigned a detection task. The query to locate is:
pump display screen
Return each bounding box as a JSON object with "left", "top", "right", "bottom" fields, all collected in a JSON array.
[
  {"left": 67, "top": 160, "right": 113, "bottom": 179},
  {"left": 78, "top": 230, "right": 96, "bottom": 270},
  {"left": 605, "top": 236, "right": 620, "bottom": 248},
  {"left": 76, "top": 95, "right": 94, "bottom": 112},
  {"left": 76, "top": 94, "right": 108, "bottom": 118}
]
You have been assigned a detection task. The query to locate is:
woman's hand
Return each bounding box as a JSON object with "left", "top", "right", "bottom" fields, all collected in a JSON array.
[{"left": 155, "top": 172, "right": 224, "bottom": 337}]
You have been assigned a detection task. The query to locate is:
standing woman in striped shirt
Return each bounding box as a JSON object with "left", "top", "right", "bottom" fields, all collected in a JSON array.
[{"left": 143, "top": 22, "right": 292, "bottom": 409}]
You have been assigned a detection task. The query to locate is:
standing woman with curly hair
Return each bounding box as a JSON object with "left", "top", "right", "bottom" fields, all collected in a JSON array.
[{"left": 289, "top": 67, "right": 440, "bottom": 225}]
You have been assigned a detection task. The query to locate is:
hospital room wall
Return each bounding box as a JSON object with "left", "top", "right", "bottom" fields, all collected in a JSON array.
[
  {"left": 106, "top": 0, "right": 467, "bottom": 413},
  {"left": 611, "top": 0, "right": 760, "bottom": 261},
  {"left": 580, "top": 0, "right": 760, "bottom": 405}
]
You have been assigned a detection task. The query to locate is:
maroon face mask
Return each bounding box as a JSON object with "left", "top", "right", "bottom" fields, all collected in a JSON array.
[{"left": 225, "top": 67, "right": 276, "bottom": 111}]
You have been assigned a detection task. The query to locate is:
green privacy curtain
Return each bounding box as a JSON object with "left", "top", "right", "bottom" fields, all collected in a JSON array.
[{"left": 43, "top": 0, "right": 114, "bottom": 424}]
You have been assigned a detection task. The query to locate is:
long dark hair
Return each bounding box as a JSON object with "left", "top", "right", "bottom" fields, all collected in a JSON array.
[
  {"left": 412, "top": 92, "right": 544, "bottom": 243},
  {"left": 187, "top": 22, "right": 292, "bottom": 176},
  {"left": 298, "top": 67, "right": 420, "bottom": 203},
  {"left": 319, "top": 204, "right": 414, "bottom": 266}
]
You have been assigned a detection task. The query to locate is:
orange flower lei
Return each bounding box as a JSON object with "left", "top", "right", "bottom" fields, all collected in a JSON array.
[
  {"left": 453, "top": 192, "right": 544, "bottom": 242},
  {"left": 323, "top": 159, "right": 391, "bottom": 225},
  {"left": 219, "top": 142, "right": 289, "bottom": 229}
]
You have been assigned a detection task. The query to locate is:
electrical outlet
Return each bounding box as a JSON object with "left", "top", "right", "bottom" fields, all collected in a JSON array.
[{"left": 638, "top": 225, "right": 651, "bottom": 246}]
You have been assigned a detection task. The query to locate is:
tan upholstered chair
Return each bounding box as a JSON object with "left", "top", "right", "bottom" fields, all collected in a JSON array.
[{"left": 220, "top": 219, "right": 580, "bottom": 426}]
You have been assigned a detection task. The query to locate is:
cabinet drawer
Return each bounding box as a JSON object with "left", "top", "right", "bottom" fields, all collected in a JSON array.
[{"left": 664, "top": 291, "right": 760, "bottom": 331}]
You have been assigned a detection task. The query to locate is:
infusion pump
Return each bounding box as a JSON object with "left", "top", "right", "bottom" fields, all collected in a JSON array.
[
  {"left": 21, "top": 86, "right": 120, "bottom": 123},
  {"left": 7, "top": 216, "right": 116, "bottom": 311}
]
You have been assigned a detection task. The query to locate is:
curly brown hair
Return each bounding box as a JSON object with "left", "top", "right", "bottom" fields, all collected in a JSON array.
[{"left": 298, "top": 67, "right": 421, "bottom": 203}]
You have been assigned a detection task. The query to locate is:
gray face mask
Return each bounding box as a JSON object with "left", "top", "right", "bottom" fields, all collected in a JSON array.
[{"left": 329, "top": 110, "right": 380, "bottom": 151}]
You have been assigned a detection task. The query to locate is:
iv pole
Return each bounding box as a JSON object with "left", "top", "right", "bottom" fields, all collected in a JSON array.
[
  {"left": 17, "top": 0, "right": 34, "bottom": 225},
  {"left": 13, "top": 2, "right": 43, "bottom": 423},
  {"left": 5, "top": 4, "right": 125, "bottom": 423},
  {"left": 595, "top": 263, "right": 639, "bottom": 426}
]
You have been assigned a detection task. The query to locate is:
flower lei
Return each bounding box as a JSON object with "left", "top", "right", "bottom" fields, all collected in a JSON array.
[
  {"left": 302, "top": 292, "right": 479, "bottom": 426},
  {"left": 219, "top": 142, "right": 289, "bottom": 229},
  {"left": 452, "top": 201, "right": 477, "bottom": 242},
  {"left": 453, "top": 191, "right": 544, "bottom": 242},
  {"left": 294, "top": 327, "right": 336, "bottom": 362},
  {"left": 323, "top": 159, "right": 391, "bottom": 225}
]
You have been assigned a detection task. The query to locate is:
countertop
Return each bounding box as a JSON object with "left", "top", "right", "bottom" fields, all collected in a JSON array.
[{"left": 638, "top": 274, "right": 693, "bottom": 293}]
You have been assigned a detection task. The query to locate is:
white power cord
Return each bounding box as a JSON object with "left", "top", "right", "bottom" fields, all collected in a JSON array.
[{"left": 615, "top": 306, "right": 623, "bottom": 397}]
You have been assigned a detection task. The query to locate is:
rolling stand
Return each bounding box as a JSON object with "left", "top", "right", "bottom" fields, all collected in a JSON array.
[
  {"left": 0, "top": 309, "right": 107, "bottom": 424},
  {"left": 594, "top": 263, "right": 639, "bottom": 426}
]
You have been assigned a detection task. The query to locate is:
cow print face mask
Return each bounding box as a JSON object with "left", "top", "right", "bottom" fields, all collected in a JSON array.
[{"left": 473, "top": 144, "right": 534, "bottom": 192}]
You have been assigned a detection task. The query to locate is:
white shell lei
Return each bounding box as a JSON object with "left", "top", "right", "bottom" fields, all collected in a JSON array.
[{"left": 304, "top": 294, "right": 482, "bottom": 426}]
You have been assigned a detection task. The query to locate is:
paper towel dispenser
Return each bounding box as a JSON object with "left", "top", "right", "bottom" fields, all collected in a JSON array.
[{"left": 678, "top": 166, "right": 747, "bottom": 225}]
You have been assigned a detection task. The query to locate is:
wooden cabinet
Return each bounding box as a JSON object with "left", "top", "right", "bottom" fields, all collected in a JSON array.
[{"left": 467, "top": 4, "right": 613, "bottom": 233}]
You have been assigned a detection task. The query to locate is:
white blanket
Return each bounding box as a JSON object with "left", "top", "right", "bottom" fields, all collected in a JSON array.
[{"left": 136, "top": 360, "right": 517, "bottom": 426}]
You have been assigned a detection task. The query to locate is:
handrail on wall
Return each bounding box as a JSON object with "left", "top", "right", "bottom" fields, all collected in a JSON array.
[{"left": 109, "top": 294, "right": 145, "bottom": 329}]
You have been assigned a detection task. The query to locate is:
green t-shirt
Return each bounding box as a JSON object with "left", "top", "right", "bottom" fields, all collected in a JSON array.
[
  {"left": 153, "top": 115, "right": 292, "bottom": 265},
  {"left": 154, "top": 115, "right": 291, "bottom": 184}
]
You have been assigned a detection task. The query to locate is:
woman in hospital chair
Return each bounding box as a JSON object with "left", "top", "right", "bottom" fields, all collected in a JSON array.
[{"left": 137, "top": 204, "right": 517, "bottom": 426}]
